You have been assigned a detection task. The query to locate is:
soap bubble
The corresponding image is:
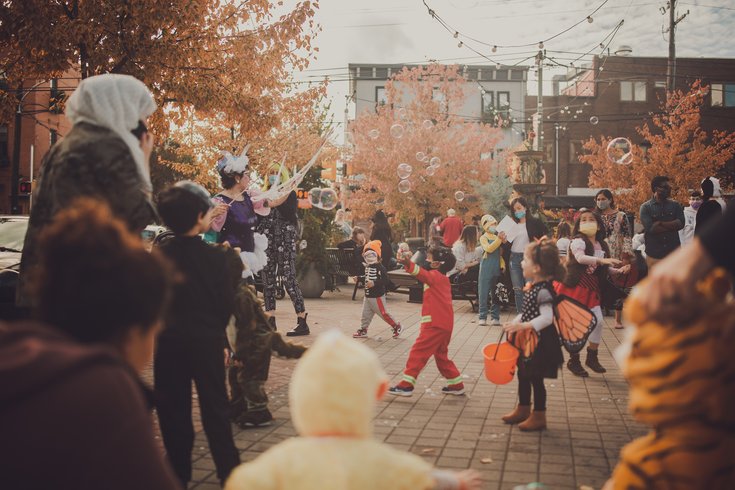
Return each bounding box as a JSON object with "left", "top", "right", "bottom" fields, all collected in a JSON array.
[
  {"left": 390, "top": 123, "right": 404, "bottom": 139},
  {"left": 317, "top": 188, "right": 339, "bottom": 210},
  {"left": 299, "top": 240, "right": 308, "bottom": 250},
  {"left": 422, "top": 156, "right": 431, "bottom": 163},
  {"left": 416, "top": 151, "right": 426, "bottom": 162},
  {"left": 422, "top": 119, "right": 433, "bottom": 129},
  {"left": 397, "top": 163, "right": 413, "bottom": 179},
  {"left": 429, "top": 156, "right": 441, "bottom": 167},
  {"left": 606, "top": 137, "right": 633, "bottom": 165},
  {"left": 397, "top": 107, "right": 407, "bottom": 120},
  {"left": 454, "top": 191, "right": 465, "bottom": 202},
  {"left": 425, "top": 165, "right": 438, "bottom": 176},
  {"left": 368, "top": 129, "right": 379, "bottom": 139},
  {"left": 398, "top": 179, "right": 412, "bottom": 193},
  {"left": 308, "top": 188, "right": 321, "bottom": 206},
  {"left": 589, "top": 116, "right": 599, "bottom": 125}
]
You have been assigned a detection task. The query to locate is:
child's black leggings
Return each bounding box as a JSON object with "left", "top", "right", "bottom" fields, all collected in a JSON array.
[{"left": 518, "top": 373, "right": 546, "bottom": 410}]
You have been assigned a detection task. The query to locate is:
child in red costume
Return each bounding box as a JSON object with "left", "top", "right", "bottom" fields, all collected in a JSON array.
[{"left": 388, "top": 246, "right": 465, "bottom": 397}]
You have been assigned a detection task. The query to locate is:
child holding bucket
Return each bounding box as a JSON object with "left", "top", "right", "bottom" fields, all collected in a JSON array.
[{"left": 501, "top": 239, "right": 565, "bottom": 431}]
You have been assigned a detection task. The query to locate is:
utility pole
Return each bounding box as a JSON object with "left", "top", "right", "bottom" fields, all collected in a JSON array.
[
  {"left": 554, "top": 123, "right": 560, "bottom": 196},
  {"left": 663, "top": 0, "right": 689, "bottom": 92},
  {"left": 536, "top": 50, "right": 544, "bottom": 154},
  {"left": 10, "top": 85, "right": 23, "bottom": 215}
]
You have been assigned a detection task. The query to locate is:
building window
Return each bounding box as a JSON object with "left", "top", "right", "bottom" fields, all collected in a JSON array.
[
  {"left": 654, "top": 80, "right": 666, "bottom": 89},
  {"left": 495, "top": 69, "right": 508, "bottom": 81},
  {"left": 375, "top": 87, "right": 387, "bottom": 106},
  {"left": 620, "top": 81, "right": 646, "bottom": 102},
  {"left": 481, "top": 91, "right": 495, "bottom": 123},
  {"left": 466, "top": 68, "right": 479, "bottom": 81},
  {"left": 511, "top": 70, "right": 524, "bottom": 81},
  {"left": 375, "top": 67, "right": 388, "bottom": 79},
  {"left": 711, "top": 83, "right": 735, "bottom": 107},
  {"left": 497, "top": 91, "right": 510, "bottom": 117},
  {"left": 480, "top": 69, "right": 493, "bottom": 81},
  {"left": 432, "top": 88, "right": 447, "bottom": 112}
]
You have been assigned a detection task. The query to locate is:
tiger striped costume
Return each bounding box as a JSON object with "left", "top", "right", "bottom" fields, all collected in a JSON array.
[{"left": 609, "top": 269, "right": 735, "bottom": 489}]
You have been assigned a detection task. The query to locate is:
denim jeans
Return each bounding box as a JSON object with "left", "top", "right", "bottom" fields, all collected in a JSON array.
[
  {"left": 509, "top": 252, "right": 525, "bottom": 313},
  {"left": 477, "top": 259, "right": 500, "bottom": 321}
]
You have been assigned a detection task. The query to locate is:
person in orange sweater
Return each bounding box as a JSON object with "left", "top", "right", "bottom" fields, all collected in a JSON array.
[{"left": 388, "top": 246, "right": 465, "bottom": 397}]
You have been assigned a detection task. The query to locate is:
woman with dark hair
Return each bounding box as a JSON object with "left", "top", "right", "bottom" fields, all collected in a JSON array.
[
  {"left": 695, "top": 176, "right": 725, "bottom": 236},
  {"left": 0, "top": 199, "right": 180, "bottom": 490},
  {"left": 211, "top": 152, "right": 259, "bottom": 255},
  {"left": 508, "top": 196, "right": 549, "bottom": 312},
  {"left": 18, "top": 74, "right": 158, "bottom": 309},
  {"left": 594, "top": 189, "right": 633, "bottom": 329},
  {"left": 370, "top": 210, "right": 395, "bottom": 270},
  {"left": 555, "top": 209, "right": 625, "bottom": 377}
]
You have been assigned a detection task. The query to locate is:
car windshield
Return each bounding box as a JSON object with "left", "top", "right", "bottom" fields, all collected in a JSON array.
[{"left": 0, "top": 219, "right": 28, "bottom": 252}]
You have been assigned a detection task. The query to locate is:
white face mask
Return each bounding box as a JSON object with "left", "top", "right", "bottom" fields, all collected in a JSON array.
[{"left": 363, "top": 251, "right": 378, "bottom": 264}]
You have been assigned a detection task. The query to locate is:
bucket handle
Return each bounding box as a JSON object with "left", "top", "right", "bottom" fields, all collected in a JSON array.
[{"left": 491, "top": 328, "right": 506, "bottom": 361}]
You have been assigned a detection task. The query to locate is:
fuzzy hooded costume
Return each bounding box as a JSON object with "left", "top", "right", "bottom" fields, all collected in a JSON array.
[
  {"left": 607, "top": 269, "right": 735, "bottom": 489},
  {"left": 224, "top": 331, "right": 436, "bottom": 490}
]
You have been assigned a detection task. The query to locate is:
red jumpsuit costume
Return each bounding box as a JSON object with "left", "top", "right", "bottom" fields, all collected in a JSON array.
[{"left": 399, "top": 262, "right": 463, "bottom": 387}]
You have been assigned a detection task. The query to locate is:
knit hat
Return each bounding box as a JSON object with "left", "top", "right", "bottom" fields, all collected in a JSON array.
[
  {"left": 363, "top": 240, "right": 382, "bottom": 258},
  {"left": 480, "top": 214, "right": 497, "bottom": 232}
]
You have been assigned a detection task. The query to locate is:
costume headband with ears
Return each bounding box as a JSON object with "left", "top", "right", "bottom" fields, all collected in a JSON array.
[{"left": 216, "top": 144, "right": 251, "bottom": 174}]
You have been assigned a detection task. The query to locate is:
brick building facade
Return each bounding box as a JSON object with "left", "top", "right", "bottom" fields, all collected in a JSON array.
[{"left": 526, "top": 55, "right": 735, "bottom": 198}]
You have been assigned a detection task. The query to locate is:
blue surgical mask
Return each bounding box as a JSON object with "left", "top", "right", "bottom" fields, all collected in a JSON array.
[
  {"left": 488, "top": 227, "right": 497, "bottom": 234},
  {"left": 514, "top": 210, "right": 526, "bottom": 220},
  {"left": 268, "top": 175, "right": 277, "bottom": 185}
]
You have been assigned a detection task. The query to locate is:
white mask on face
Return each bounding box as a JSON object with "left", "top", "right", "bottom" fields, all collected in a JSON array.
[{"left": 363, "top": 251, "right": 379, "bottom": 264}]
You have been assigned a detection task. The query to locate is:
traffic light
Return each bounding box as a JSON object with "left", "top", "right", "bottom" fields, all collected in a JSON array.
[{"left": 19, "top": 181, "right": 32, "bottom": 194}]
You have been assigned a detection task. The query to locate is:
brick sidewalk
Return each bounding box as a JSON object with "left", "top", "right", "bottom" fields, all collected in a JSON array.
[{"left": 169, "top": 287, "right": 645, "bottom": 490}]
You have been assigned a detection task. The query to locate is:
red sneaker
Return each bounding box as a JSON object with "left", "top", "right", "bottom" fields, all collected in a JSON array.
[{"left": 441, "top": 383, "right": 465, "bottom": 396}]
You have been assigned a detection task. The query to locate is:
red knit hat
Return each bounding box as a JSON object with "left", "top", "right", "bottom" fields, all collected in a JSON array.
[{"left": 363, "top": 240, "right": 382, "bottom": 259}]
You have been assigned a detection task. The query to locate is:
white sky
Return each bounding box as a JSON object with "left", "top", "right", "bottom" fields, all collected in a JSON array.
[{"left": 289, "top": 0, "right": 735, "bottom": 129}]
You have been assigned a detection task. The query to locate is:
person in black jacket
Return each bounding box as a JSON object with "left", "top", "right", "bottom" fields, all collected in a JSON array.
[
  {"left": 507, "top": 197, "right": 549, "bottom": 312},
  {"left": 155, "top": 182, "right": 242, "bottom": 487},
  {"left": 694, "top": 176, "right": 724, "bottom": 236},
  {"left": 352, "top": 240, "right": 402, "bottom": 340},
  {"left": 370, "top": 210, "right": 396, "bottom": 269}
]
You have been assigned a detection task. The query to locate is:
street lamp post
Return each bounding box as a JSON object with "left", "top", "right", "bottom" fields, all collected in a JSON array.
[{"left": 554, "top": 123, "right": 560, "bottom": 196}]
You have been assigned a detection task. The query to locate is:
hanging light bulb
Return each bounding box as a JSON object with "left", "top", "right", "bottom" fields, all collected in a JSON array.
[
  {"left": 538, "top": 41, "right": 544, "bottom": 49},
  {"left": 587, "top": 16, "right": 594, "bottom": 23},
  {"left": 492, "top": 45, "right": 498, "bottom": 53},
  {"left": 453, "top": 31, "right": 459, "bottom": 39},
  {"left": 496, "top": 63, "right": 501, "bottom": 70},
  {"left": 458, "top": 41, "right": 463, "bottom": 48},
  {"left": 599, "top": 43, "right": 605, "bottom": 49}
]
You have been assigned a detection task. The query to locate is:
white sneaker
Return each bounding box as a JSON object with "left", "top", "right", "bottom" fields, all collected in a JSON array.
[
  {"left": 478, "top": 318, "right": 488, "bottom": 326},
  {"left": 490, "top": 319, "right": 502, "bottom": 326}
]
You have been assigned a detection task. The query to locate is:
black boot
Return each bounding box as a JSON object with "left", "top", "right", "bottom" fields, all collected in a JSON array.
[
  {"left": 286, "top": 313, "right": 310, "bottom": 337},
  {"left": 567, "top": 352, "right": 589, "bottom": 377},
  {"left": 236, "top": 408, "right": 273, "bottom": 429},
  {"left": 585, "top": 347, "right": 607, "bottom": 373}
]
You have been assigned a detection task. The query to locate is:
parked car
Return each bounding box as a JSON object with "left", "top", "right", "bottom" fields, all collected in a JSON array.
[{"left": 0, "top": 216, "right": 29, "bottom": 320}]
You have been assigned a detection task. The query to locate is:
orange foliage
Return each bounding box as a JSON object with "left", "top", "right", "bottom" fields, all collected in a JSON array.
[
  {"left": 347, "top": 64, "right": 503, "bottom": 222},
  {"left": 580, "top": 81, "right": 735, "bottom": 211}
]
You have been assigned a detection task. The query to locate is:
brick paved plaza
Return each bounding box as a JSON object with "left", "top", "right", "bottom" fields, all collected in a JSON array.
[{"left": 170, "top": 287, "right": 646, "bottom": 490}]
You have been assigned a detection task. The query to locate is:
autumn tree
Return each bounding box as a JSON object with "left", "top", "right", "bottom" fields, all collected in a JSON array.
[
  {"left": 346, "top": 64, "right": 503, "bottom": 229},
  {"left": 580, "top": 81, "right": 735, "bottom": 211},
  {"left": 0, "top": 0, "right": 325, "bottom": 181}
]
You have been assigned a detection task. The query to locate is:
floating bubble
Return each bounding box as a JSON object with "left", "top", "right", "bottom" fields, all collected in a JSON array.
[
  {"left": 317, "top": 188, "right": 339, "bottom": 210},
  {"left": 589, "top": 116, "right": 599, "bottom": 126},
  {"left": 454, "top": 191, "right": 465, "bottom": 202},
  {"left": 429, "top": 156, "right": 441, "bottom": 167},
  {"left": 606, "top": 137, "right": 633, "bottom": 165},
  {"left": 397, "top": 163, "right": 413, "bottom": 179},
  {"left": 422, "top": 156, "right": 431, "bottom": 163},
  {"left": 308, "top": 187, "right": 321, "bottom": 206},
  {"left": 397, "top": 107, "right": 407, "bottom": 120},
  {"left": 398, "top": 179, "right": 412, "bottom": 193},
  {"left": 425, "top": 165, "right": 438, "bottom": 176},
  {"left": 368, "top": 129, "right": 379, "bottom": 139},
  {"left": 299, "top": 240, "right": 308, "bottom": 250},
  {"left": 390, "top": 123, "right": 404, "bottom": 139},
  {"left": 416, "top": 151, "right": 426, "bottom": 162},
  {"left": 422, "top": 119, "right": 433, "bottom": 129}
]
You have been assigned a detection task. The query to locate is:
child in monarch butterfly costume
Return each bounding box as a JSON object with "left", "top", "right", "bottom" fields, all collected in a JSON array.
[
  {"left": 502, "top": 240, "right": 566, "bottom": 431},
  {"left": 555, "top": 210, "right": 626, "bottom": 377},
  {"left": 503, "top": 239, "right": 599, "bottom": 431}
]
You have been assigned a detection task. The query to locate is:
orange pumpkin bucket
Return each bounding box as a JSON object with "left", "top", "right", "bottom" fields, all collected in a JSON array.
[{"left": 483, "top": 342, "right": 519, "bottom": 385}]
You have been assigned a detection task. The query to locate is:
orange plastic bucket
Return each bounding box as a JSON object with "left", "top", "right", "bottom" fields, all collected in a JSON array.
[{"left": 483, "top": 342, "right": 519, "bottom": 385}]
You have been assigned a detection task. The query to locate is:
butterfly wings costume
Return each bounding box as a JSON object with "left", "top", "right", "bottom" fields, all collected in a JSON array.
[{"left": 508, "top": 281, "right": 597, "bottom": 374}]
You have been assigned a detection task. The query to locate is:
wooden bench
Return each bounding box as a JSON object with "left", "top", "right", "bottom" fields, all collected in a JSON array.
[{"left": 325, "top": 247, "right": 365, "bottom": 300}]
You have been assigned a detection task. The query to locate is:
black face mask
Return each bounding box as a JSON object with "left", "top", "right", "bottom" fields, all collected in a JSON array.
[{"left": 657, "top": 188, "right": 671, "bottom": 199}]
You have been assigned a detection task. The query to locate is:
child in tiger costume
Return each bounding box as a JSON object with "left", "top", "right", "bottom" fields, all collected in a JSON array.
[{"left": 605, "top": 268, "right": 735, "bottom": 489}]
